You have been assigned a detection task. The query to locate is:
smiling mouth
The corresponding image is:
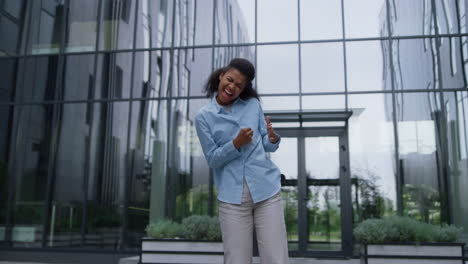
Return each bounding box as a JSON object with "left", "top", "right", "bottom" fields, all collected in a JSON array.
[{"left": 224, "top": 88, "right": 232, "bottom": 96}]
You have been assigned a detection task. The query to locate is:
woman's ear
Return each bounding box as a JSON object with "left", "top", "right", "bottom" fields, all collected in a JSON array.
[{"left": 219, "top": 72, "right": 224, "bottom": 81}]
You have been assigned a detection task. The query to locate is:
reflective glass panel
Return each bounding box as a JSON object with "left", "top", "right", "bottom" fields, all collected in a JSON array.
[
  {"left": 0, "top": 15, "right": 21, "bottom": 55},
  {"left": 28, "top": 1, "right": 64, "bottom": 54},
  {"left": 16, "top": 55, "right": 59, "bottom": 103},
  {"left": 396, "top": 92, "right": 444, "bottom": 224},
  {"left": 9, "top": 104, "right": 53, "bottom": 247},
  {"left": 99, "top": 0, "right": 137, "bottom": 50},
  {"left": 95, "top": 52, "right": 133, "bottom": 100},
  {"left": 175, "top": 0, "right": 213, "bottom": 47},
  {"left": 349, "top": 94, "right": 397, "bottom": 222},
  {"left": 3, "top": 0, "right": 24, "bottom": 19},
  {"left": 258, "top": 0, "right": 298, "bottom": 42},
  {"left": 190, "top": 48, "right": 213, "bottom": 97},
  {"left": 344, "top": 0, "right": 387, "bottom": 38},
  {"left": 0, "top": 58, "right": 16, "bottom": 103},
  {"left": 215, "top": 0, "right": 253, "bottom": 44},
  {"left": 435, "top": 0, "right": 458, "bottom": 35},
  {"left": 301, "top": 43, "right": 344, "bottom": 93},
  {"left": 65, "top": 0, "right": 99, "bottom": 53},
  {"left": 392, "top": 39, "right": 435, "bottom": 90},
  {"left": 301, "top": 95, "right": 345, "bottom": 111},
  {"left": 347, "top": 41, "right": 388, "bottom": 92},
  {"left": 260, "top": 96, "right": 300, "bottom": 112},
  {"left": 443, "top": 91, "right": 468, "bottom": 244},
  {"left": 439, "top": 37, "right": 465, "bottom": 89},
  {"left": 136, "top": 0, "right": 173, "bottom": 48},
  {"left": 214, "top": 46, "right": 255, "bottom": 70},
  {"left": 391, "top": 0, "right": 433, "bottom": 37},
  {"left": 257, "top": 45, "right": 299, "bottom": 94},
  {"left": 0, "top": 105, "right": 12, "bottom": 241},
  {"left": 300, "top": 0, "right": 342, "bottom": 40}
]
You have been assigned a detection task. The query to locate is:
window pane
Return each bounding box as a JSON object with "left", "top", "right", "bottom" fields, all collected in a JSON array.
[
  {"left": 300, "top": 0, "right": 342, "bottom": 40},
  {"left": 3, "top": 0, "right": 24, "bottom": 19},
  {"left": 0, "top": 105, "right": 13, "bottom": 241},
  {"left": 396, "top": 92, "right": 445, "bottom": 224},
  {"left": 349, "top": 93, "right": 397, "bottom": 222},
  {"left": 392, "top": 39, "right": 435, "bottom": 90},
  {"left": 221, "top": 0, "right": 254, "bottom": 44},
  {"left": 62, "top": 54, "right": 96, "bottom": 101},
  {"left": 439, "top": 37, "right": 464, "bottom": 89},
  {"left": 0, "top": 16, "right": 21, "bottom": 55},
  {"left": 257, "top": 45, "right": 299, "bottom": 94},
  {"left": 136, "top": 0, "right": 173, "bottom": 48},
  {"left": 28, "top": 1, "right": 64, "bottom": 54},
  {"left": 444, "top": 91, "right": 468, "bottom": 245},
  {"left": 344, "top": 0, "right": 387, "bottom": 38},
  {"left": 132, "top": 51, "right": 151, "bottom": 99},
  {"left": 99, "top": 0, "right": 137, "bottom": 51},
  {"left": 214, "top": 46, "right": 254, "bottom": 69},
  {"left": 261, "top": 96, "right": 300, "bottom": 112},
  {"left": 0, "top": 59, "right": 16, "bottom": 103},
  {"left": 215, "top": 0, "right": 254, "bottom": 44},
  {"left": 347, "top": 41, "right": 387, "bottom": 92},
  {"left": 391, "top": 0, "right": 433, "bottom": 37},
  {"left": 258, "top": 0, "right": 298, "bottom": 42},
  {"left": 191, "top": 48, "right": 213, "bottom": 97},
  {"left": 64, "top": 0, "right": 99, "bottom": 53},
  {"left": 174, "top": 0, "right": 213, "bottom": 47},
  {"left": 301, "top": 43, "right": 344, "bottom": 93},
  {"left": 95, "top": 52, "right": 133, "bottom": 100},
  {"left": 435, "top": 0, "right": 458, "bottom": 35},
  {"left": 16, "top": 55, "right": 60, "bottom": 103},
  {"left": 10, "top": 104, "right": 53, "bottom": 247},
  {"left": 459, "top": 0, "right": 468, "bottom": 34},
  {"left": 302, "top": 95, "right": 345, "bottom": 111}
]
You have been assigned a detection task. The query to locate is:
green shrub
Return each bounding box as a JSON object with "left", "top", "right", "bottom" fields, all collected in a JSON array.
[
  {"left": 182, "top": 215, "right": 221, "bottom": 240},
  {"left": 354, "top": 216, "right": 461, "bottom": 244},
  {"left": 146, "top": 220, "right": 183, "bottom": 239}
]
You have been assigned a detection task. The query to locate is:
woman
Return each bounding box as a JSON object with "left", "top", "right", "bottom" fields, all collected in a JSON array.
[{"left": 195, "top": 58, "right": 289, "bottom": 264}]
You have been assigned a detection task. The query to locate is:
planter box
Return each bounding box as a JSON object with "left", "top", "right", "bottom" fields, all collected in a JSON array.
[
  {"left": 361, "top": 243, "right": 466, "bottom": 264},
  {"left": 140, "top": 238, "right": 223, "bottom": 264}
]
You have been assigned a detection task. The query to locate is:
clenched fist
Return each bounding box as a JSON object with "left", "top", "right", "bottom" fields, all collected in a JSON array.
[{"left": 233, "top": 128, "right": 254, "bottom": 150}]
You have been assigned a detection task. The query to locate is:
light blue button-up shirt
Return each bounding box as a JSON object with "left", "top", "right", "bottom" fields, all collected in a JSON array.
[{"left": 195, "top": 95, "right": 282, "bottom": 204}]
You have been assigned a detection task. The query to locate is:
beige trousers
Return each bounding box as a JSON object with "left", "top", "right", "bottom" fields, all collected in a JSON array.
[{"left": 218, "top": 180, "right": 290, "bottom": 264}]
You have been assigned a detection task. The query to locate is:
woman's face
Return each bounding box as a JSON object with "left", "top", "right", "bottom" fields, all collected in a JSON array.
[{"left": 217, "top": 68, "right": 247, "bottom": 105}]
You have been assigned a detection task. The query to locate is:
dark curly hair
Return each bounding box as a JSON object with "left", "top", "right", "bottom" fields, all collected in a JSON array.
[{"left": 204, "top": 58, "right": 259, "bottom": 100}]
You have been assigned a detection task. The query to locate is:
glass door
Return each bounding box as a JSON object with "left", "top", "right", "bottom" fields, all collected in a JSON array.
[{"left": 271, "top": 128, "right": 352, "bottom": 257}]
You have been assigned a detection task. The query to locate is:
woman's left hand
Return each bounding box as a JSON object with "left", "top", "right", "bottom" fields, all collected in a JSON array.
[{"left": 265, "top": 116, "right": 278, "bottom": 144}]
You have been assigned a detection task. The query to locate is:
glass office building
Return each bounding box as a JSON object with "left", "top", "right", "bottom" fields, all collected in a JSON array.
[{"left": 0, "top": 0, "right": 467, "bottom": 258}]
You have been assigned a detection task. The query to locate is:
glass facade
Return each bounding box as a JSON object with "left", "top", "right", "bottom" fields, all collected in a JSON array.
[{"left": 0, "top": 0, "right": 467, "bottom": 256}]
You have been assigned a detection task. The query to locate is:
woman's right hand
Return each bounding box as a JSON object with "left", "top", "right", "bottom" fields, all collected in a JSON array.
[{"left": 233, "top": 128, "right": 253, "bottom": 149}]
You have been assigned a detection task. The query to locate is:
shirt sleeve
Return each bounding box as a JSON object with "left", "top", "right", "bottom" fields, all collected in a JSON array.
[
  {"left": 257, "top": 100, "right": 281, "bottom": 152},
  {"left": 195, "top": 113, "right": 242, "bottom": 169}
]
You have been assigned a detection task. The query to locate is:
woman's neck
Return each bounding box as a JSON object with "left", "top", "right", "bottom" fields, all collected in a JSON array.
[{"left": 216, "top": 95, "right": 233, "bottom": 106}]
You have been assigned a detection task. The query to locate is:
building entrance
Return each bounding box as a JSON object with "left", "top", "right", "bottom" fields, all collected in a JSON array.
[{"left": 267, "top": 112, "right": 353, "bottom": 257}]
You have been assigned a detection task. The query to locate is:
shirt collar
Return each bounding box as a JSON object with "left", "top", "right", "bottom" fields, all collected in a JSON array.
[{"left": 211, "top": 92, "right": 245, "bottom": 113}]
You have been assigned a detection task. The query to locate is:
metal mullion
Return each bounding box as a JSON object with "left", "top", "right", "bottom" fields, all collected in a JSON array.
[
  {"left": 3, "top": 32, "right": 468, "bottom": 59},
  {"left": 386, "top": 0, "right": 403, "bottom": 215},
  {"left": 340, "top": 0, "right": 348, "bottom": 110},
  {"left": 297, "top": 0, "right": 302, "bottom": 113},
  {"left": 207, "top": 0, "right": 216, "bottom": 218},
  {"left": 339, "top": 128, "right": 352, "bottom": 256},
  {"left": 431, "top": 0, "right": 452, "bottom": 224},
  {"left": 454, "top": 0, "right": 468, "bottom": 89},
  {"left": 254, "top": 0, "right": 257, "bottom": 89},
  {"left": 5, "top": 88, "right": 468, "bottom": 108},
  {"left": 297, "top": 135, "right": 307, "bottom": 254}
]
